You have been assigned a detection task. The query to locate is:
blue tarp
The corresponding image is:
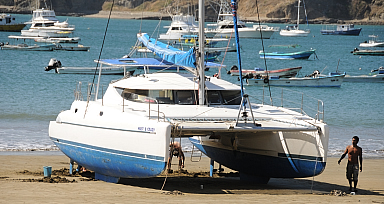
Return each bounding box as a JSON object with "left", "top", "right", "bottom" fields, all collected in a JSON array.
[{"left": 137, "top": 33, "right": 196, "bottom": 68}]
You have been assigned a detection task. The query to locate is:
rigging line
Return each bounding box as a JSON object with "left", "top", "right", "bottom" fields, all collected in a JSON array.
[
  {"left": 255, "top": 0, "right": 273, "bottom": 105},
  {"left": 219, "top": 29, "right": 234, "bottom": 75},
  {"left": 84, "top": 0, "right": 114, "bottom": 118},
  {"left": 302, "top": 0, "right": 309, "bottom": 26}
]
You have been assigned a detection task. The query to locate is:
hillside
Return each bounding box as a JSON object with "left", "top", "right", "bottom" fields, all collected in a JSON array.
[{"left": 1, "top": 0, "right": 383, "bottom": 24}]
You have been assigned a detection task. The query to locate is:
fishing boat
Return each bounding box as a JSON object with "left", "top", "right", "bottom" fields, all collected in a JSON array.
[
  {"left": 206, "top": 0, "right": 278, "bottom": 39},
  {"left": 351, "top": 48, "right": 384, "bottom": 56},
  {"left": 21, "top": 8, "right": 75, "bottom": 38},
  {"left": 0, "top": 14, "right": 26, "bottom": 32},
  {"left": 279, "top": 0, "right": 310, "bottom": 37},
  {"left": 344, "top": 67, "right": 384, "bottom": 83},
  {"left": 48, "top": 0, "right": 329, "bottom": 184},
  {"left": 359, "top": 35, "right": 384, "bottom": 47},
  {"left": 321, "top": 24, "right": 362, "bottom": 36},
  {"left": 245, "top": 70, "right": 345, "bottom": 87},
  {"left": 0, "top": 36, "right": 55, "bottom": 51},
  {"left": 54, "top": 43, "right": 90, "bottom": 51},
  {"left": 259, "top": 49, "right": 316, "bottom": 59},
  {"left": 228, "top": 66, "right": 302, "bottom": 77}
]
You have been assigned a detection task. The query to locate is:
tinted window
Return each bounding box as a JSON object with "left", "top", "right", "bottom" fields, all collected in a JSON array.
[{"left": 221, "top": 90, "right": 241, "bottom": 105}]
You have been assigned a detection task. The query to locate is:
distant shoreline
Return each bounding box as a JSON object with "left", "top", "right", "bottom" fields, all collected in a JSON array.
[{"left": 82, "top": 11, "right": 384, "bottom": 25}]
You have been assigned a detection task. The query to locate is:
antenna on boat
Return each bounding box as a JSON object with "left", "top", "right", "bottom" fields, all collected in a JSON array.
[{"left": 198, "top": 0, "right": 206, "bottom": 105}]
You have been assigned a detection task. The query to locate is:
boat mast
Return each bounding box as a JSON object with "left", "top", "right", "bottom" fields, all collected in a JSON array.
[
  {"left": 231, "top": 0, "right": 244, "bottom": 98},
  {"left": 198, "top": 0, "right": 205, "bottom": 105},
  {"left": 296, "top": 0, "right": 300, "bottom": 30}
]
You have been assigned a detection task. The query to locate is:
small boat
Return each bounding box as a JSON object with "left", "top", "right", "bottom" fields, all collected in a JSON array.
[
  {"left": 44, "top": 58, "right": 223, "bottom": 74},
  {"left": 259, "top": 49, "right": 316, "bottom": 59},
  {"left": 0, "top": 36, "right": 55, "bottom": 51},
  {"left": 279, "top": 0, "right": 310, "bottom": 37},
  {"left": 344, "top": 67, "right": 384, "bottom": 83},
  {"left": 351, "top": 48, "right": 384, "bottom": 56},
  {"left": 54, "top": 43, "right": 90, "bottom": 51},
  {"left": 0, "top": 14, "right": 26, "bottom": 32},
  {"left": 245, "top": 70, "right": 345, "bottom": 87},
  {"left": 34, "top": 37, "right": 81, "bottom": 43},
  {"left": 228, "top": 66, "right": 302, "bottom": 78},
  {"left": 321, "top": 24, "right": 362, "bottom": 35},
  {"left": 359, "top": 35, "right": 384, "bottom": 47}
]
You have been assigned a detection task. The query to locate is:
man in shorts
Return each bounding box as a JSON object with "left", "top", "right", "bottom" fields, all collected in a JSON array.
[
  {"left": 338, "top": 136, "right": 363, "bottom": 192},
  {"left": 167, "top": 141, "right": 185, "bottom": 173}
]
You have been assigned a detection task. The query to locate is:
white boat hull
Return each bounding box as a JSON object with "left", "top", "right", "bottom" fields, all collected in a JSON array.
[
  {"left": 212, "top": 28, "right": 275, "bottom": 39},
  {"left": 55, "top": 66, "right": 130, "bottom": 75},
  {"left": 190, "top": 122, "right": 328, "bottom": 179},
  {"left": 247, "top": 75, "right": 345, "bottom": 87},
  {"left": 49, "top": 101, "right": 171, "bottom": 181},
  {"left": 279, "top": 29, "right": 310, "bottom": 37},
  {"left": 344, "top": 74, "right": 384, "bottom": 83},
  {"left": 1, "top": 44, "right": 55, "bottom": 51}
]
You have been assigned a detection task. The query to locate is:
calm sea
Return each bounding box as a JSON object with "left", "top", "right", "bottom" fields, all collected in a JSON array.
[{"left": 0, "top": 14, "right": 383, "bottom": 157}]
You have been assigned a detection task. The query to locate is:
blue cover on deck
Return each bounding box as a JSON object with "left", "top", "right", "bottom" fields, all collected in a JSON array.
[{"left": 137, "top": 33, "right": 196, "bottom": 68}]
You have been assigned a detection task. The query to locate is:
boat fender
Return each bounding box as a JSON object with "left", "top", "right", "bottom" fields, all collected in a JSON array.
[
  {"left": 231, "top": 65, "right": 238, "bottom": 70},
  {"left": 263, "top": 78, "right": 269, "bottom": 84}
]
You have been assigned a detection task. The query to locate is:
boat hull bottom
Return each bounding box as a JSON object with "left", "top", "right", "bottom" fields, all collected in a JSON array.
[
  {"left": 190, "top": 138, "right": 326, "bottom": 181},
  {"left": 53, "top": 139, "right": 167, "bottom": 179}
]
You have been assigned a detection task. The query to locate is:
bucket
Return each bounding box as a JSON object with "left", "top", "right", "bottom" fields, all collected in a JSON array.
[{"left": 43, "top": 166, "right": 52, "bottom": 177}]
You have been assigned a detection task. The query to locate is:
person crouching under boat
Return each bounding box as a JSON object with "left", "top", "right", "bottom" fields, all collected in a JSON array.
[{"left": 167, "top": 141, "right": 185, "bottom": 173}]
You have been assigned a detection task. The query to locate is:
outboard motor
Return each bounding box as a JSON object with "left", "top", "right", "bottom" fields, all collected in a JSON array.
[
  {"left": 44, "top": 58, "right": 62, "bottom": 72},
  {"left": 0, "top": 42, "right": 4, "bottom": 47}
]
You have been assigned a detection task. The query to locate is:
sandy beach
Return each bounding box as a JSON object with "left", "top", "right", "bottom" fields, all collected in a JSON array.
[{"left": 0, "top": 154, "right": 383, "bottom": 203}]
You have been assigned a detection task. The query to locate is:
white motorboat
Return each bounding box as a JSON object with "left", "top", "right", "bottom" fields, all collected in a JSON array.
[
  {"left": 279, "top": 0, "right": 310, "bottom": 37},
  {"left": 344, "top": 67, "right": 384, "bottom": 83},
  {"left": 359, "top": 35, "right": 384, "bottom": 47},
  {"left": 206, "top": 0, "right": 278, "bottom": 39},
  {"left": 21, "top": 8, "right": 75, "bottom": 38},
  {"left": 48, "top": 0, "right": 329, "bottom": 184},
  {"left": 54, "top": 43, "right": 90, "bottom": 51},
  {"left": 1, "top": 36, "right": 55, "bottom": 51},
  {"left": 245, "top": 70, "right": 345, "bottom": 87},
  {"left": 158, "top": 14, "right": 199, "bottom": 41},
  {"left": 34, "top": 37, "right": 81, "bottom": 43}
]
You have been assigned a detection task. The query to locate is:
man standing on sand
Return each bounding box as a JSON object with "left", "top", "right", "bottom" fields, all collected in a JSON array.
[{"left": 338, "top": 136, "right": 363, "bottom": 192}]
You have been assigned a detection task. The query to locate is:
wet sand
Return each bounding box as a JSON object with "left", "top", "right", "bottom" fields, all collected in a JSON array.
[{"left": 0, "top": 154, "right": 383, "bottom": 203}]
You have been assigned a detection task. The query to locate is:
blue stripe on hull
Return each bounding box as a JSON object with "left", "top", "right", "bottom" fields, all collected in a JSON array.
[
  {"left": 190, "top": 138, "right": 326, "bottom": 178},
  {"left": 54, "top": 141, "right": 166, "bottom": 178}
]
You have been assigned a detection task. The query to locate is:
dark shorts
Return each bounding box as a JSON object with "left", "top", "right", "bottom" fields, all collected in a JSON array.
[{"left": 346, "top": 164, "right": 359, "bottom": 181}]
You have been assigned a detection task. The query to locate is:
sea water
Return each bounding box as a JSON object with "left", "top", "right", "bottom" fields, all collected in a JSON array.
[{"left": 0, "top": 14, "right": 383, "bottom": 157}]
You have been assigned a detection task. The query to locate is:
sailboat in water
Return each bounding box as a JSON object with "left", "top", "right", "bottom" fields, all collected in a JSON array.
[
  {"left": 49, "top": 0, "right": 329, "bottom": 183},
  {"left": 279, "top": 0, "right": 310, "bottom": 37}
]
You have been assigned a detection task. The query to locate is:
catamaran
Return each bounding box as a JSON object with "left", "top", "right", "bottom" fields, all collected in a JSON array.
[{"left": 48, "top": 0, "right": 329, "bottom": 184}]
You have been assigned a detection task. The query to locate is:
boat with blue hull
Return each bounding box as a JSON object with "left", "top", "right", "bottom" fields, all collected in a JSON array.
[
  {"left": 189, "top": 137, "right": 326, "bottom": 179},
  {"left": 48, "top": 0, "right": 329, "bottom": 184},
  {"left": 259, "top": 49, "right": 316, "bottom": 59},
  {"left": 321, "top": 24, "right": 362, "bottom": 36}
]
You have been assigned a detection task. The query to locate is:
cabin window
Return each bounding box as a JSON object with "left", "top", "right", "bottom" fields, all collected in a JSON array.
[
  {"left": 175, "top": 90, "right": 196, "bottom": 105},
  {"left": 171, "top": 27, "right": 182, "bottom": 30},
  {"left": 117, "top": 88, "right": 174, "bottom": 104},
  {"left": 35, "top": 23, "right": 43, "bottom": 27},
  {"left": 45, "top": 23, "right": 55, "bottom": 27},
  {"left": 207, "top": 91, "right": 222, "bottom": 105},
  {"left": 221, "top": 90, "right": 241, "bottom": 105}
]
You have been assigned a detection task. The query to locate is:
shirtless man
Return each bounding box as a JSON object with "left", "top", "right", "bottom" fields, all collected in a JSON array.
[
  {"left": 338, "top": 136, "right": 363, "bottom": 192},
  {"left": 167, "top": 141, "right": 185, "bottom": 173}
]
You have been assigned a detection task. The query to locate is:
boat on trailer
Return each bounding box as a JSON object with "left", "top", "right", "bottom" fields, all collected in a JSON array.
[{"left": 48, "top": 0, "right": 329, "bottom": 184}]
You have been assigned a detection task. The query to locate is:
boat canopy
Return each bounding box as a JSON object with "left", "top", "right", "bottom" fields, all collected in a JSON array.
[{"left": 137, "top": 33, "right": 196, "bottom": 68}]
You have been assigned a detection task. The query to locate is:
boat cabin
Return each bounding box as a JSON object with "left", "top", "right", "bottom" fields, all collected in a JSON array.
[
  {"left": 32, "top": 9, "right": 58, "bottom": 21},
  {"left": 0, "top": 14, "right": 15, "bottom": 25},
  {"left": 109, "top": 73, "right": 242, "bottom": 106}
]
